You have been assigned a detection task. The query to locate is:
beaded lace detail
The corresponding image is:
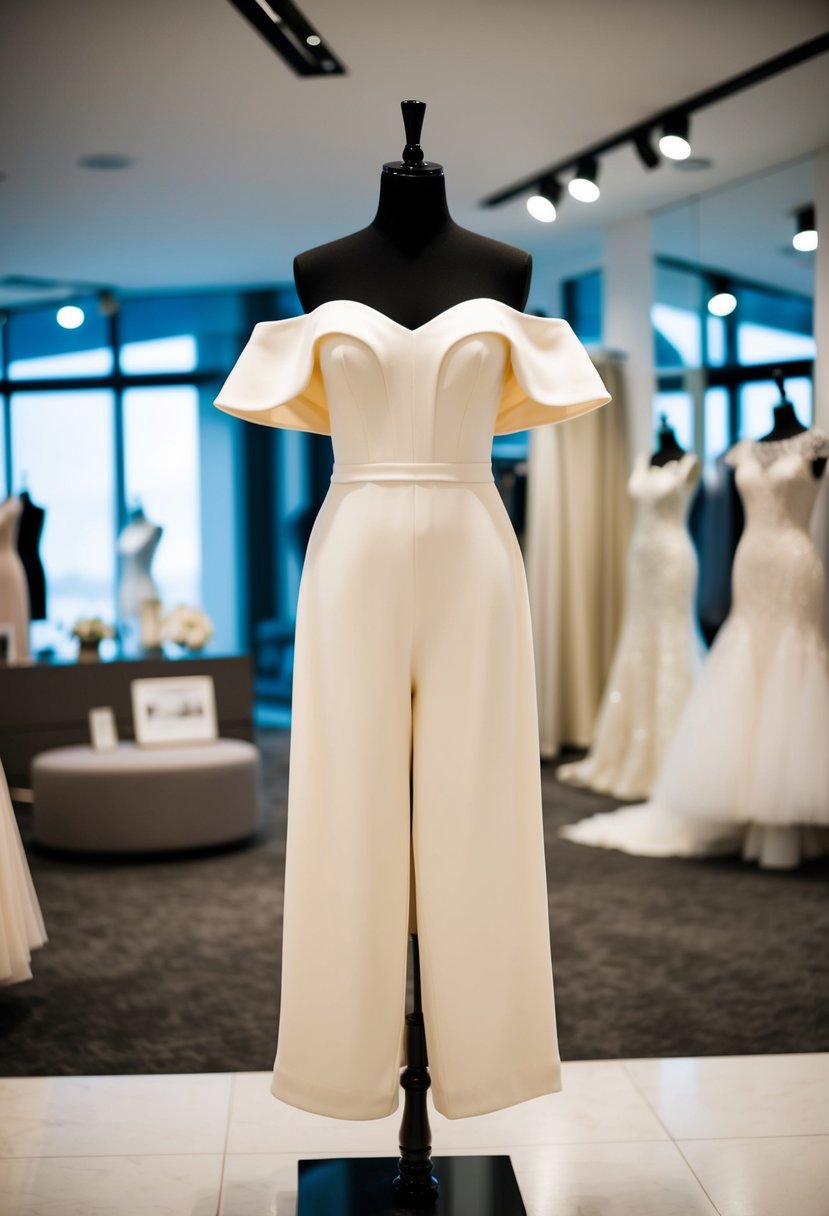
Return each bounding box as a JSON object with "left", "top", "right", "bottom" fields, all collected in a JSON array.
[{"left": 727, "top": 427, "right": 829, "bottom": 469}]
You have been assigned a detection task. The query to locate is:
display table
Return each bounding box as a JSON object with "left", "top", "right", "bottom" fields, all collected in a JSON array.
[
  {"left": 0, "top": 652, "right": 253, "bottom": 789},
  {"left": 32, "top": 739, "right": 262, "bottom": 853}
]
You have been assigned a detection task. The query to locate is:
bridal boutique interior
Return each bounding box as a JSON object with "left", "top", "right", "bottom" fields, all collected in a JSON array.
[{"left": 1, "top": 2, "right": 829, "bottom": 1214}]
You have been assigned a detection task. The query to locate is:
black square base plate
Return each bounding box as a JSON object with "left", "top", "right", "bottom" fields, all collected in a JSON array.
[{"left": 297, "top": 1154, "right": 526, "bottom": 1214}]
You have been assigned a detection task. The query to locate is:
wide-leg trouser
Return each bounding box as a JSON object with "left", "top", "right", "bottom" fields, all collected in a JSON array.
[{"left": 272, "top": 462, "right": 560, "bottom": 1120}]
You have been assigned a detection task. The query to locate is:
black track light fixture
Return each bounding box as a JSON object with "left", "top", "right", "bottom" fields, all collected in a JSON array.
[
  {"left": 568, "top": 156, "right": 600, "bottom": 203},
  {"left": 793, "top": 204, "right": 817, "bottom": 252},
  {"left": 659, "top": 112, "right": 691, "bottom": 161},
  {"left": 526, "top": 173, "right": 562, "bottom": 222},
  {"left": 633, "top": 128, "right": 660, "bottom": 169}
]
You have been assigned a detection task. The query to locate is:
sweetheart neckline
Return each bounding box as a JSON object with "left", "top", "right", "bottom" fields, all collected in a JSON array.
[{"left": 296, "top": 297, "right": 551, "bottom": 335}]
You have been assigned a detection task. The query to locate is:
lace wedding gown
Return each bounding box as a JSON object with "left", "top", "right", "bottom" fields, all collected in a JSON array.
[
  {"left": 560, "top": 429, "right": 829, "bottom": 868},
  {"left": 557, "top": 450, "right": 702, "bottom": 799},
  {"left": 1, "top": 758, "right": 47, "bottom": 984}
]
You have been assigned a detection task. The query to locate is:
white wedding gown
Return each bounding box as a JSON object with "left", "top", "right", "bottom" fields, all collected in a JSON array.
[
  {"left": 0, "top": 759, "right": 47, "bottom": 984},
  {"left": 557, "top": 451, "right": 702, "bottom": 799},
  {"left": 560, "top": 430, "right": 829, "bottom": 868}
]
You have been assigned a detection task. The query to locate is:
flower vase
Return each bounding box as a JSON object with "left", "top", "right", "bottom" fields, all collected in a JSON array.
[{"left": 77, "top": 641, "right": 100, "bottom": 663}]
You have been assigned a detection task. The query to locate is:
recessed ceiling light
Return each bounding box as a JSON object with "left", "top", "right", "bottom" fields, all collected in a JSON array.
[
  {"left": 77, "top": 154, "right": 135, "bottom": 171},
  {"left": 306, "top": 33, "right": 320, "bottom": 45}
]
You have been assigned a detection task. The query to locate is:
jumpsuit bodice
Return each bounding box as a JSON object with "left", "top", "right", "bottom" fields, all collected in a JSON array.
[{"left": 214, "top": 298, "right": 611, "bottom": 463}]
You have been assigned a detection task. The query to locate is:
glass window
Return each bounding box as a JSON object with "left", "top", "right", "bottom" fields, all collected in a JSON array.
[
  {"left": 652, "top": 303, "right": 702, "bottom": 369},
  {"left": 123, "top": 387, "right": 202, "bottom": 610},
  {"left": 739, "top": 378, "right": 813, "bottom": 440},
  {"left": 0, "top": 400, "right": 7, "bottom": 498},
  {"left": 706, "top": 316, "right": 726, "bottom": 367},
  {"left": 655, "top": 391, "right": 694, "bottom": 451},
  {"left": 563, "top": 271, "right": 602, "bottom": 345},
  {"left": 7, "top": 298, "right": 113, "bottom": 379},
  {"left": 736, "top": 323, "right": 816, "bottom": 366},
  {"left": 120, "top": 335, "right": 197, "bottom": 374},
  {"left": 704, "top": 387, "right": 730, "bottom": 461},
  {"left": 10, "top": 390, "right": 116, "bottom": 631}
]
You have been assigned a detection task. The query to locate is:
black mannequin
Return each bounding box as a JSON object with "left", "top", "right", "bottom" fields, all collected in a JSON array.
[
  {"left": 760, "top": 369, "right": 826, "bottom": 478},
  {"left": 293, "top": 101, "right": 531, "bottom": 329},
  {"left": 291, "top": 102, "right": 531, "bottom": 1213},
  {"left": 650, "top": 413, "right": 687, "bottom": 467},
  {"left": 17, "top": 490, "right": 47, "bottom": 620}
]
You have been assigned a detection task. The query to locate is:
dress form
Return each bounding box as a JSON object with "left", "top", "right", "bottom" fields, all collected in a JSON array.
[
  {"left": 294, "top": 103, "right": 531, "bottom": 327},
  {"left": 292, "top": 101, "right": 534, "bottom": 1211},
  {"left": 0, "top": 496, "right": 31, "bottom": 660},
  {"left": 650, "top": 414, "right": 687, "bottom": 467},
  {"left": 761, "top": 369, "right": 826, "bottom": 478},
  {"left": 17, "top": 491, "right": 47, "bottom": 621},
  {"left": 116, "top": 506, "right": 163, "bottom": 619}
]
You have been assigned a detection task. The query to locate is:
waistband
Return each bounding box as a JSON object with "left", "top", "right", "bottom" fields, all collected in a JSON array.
[{"left": 331, "top": 461, "right": 494, "bottom": 484}]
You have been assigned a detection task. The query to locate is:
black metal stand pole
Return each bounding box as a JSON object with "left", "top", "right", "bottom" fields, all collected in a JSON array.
[{"left": 392, "top": 933, "right": 439, "bottom": 1207}]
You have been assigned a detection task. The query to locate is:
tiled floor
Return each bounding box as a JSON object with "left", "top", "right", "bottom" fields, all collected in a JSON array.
[{"left": 1, "top": 1054, "right": 827, "bottom": 1214}]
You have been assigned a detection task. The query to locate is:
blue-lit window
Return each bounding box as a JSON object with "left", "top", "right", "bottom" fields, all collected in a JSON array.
[
  {"left": 10, "top": 389, "right": 116, "bottom": 636},
  {"left": 123, "top": 384, "right": 201, "bottom": 609},
  {"left": 7, "top": 297, "right": 113, "bottom": 379},
  {"left": 653, "top": 259, "right": 814, "bottom": 460}
]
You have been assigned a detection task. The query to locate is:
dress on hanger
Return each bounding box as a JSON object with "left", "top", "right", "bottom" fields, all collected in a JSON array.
[
  {"left": 0, "top": 497, "right": 31, "bottom": 660},
  {"left": 560, "top": 429, "right": 829, "bottom": 869},
  {"left": 215, "top": 298, "right": 611, "bottom": 1120},
  {"left": 0, "top": 758, "right": 47, "bottom": 985},
  {"left": 557, "top": 451, "right": 702, "bottom": 800}
]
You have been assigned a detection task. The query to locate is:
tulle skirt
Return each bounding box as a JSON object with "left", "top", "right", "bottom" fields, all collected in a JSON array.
[
  {"left": 0, "top": 763, "right": 47, "bottom": 985},
  {"left": 560, "top": 611, "right": 829, "bottom": 866}
]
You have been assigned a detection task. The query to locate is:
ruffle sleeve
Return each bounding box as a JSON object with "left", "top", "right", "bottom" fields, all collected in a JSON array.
[
  {"left": 493, "top": 313, "right": 612, "bottom": 435},
  {"left": 213, "top": 314, "right": 331, "bottom": 436}
]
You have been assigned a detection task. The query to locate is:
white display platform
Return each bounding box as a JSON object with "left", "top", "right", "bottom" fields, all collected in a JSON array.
[{"left": 1, "top": 1053, "right": 827, "bottom": 1214}]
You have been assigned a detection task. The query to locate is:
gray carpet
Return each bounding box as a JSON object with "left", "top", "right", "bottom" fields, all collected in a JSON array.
[{"left": 1, "top": 729, "right": 827, "bottom": 1076}]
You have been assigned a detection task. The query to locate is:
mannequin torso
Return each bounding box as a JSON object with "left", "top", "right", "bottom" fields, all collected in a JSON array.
[{"left": 294, "top": 168, "right": 531, "bottom": 329}]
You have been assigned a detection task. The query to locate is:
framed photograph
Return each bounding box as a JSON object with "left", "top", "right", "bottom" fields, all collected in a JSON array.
[
  {"left": 130, "top": 675, "right": 218, "bottom": 747},
  {"left": 88, "top": 706, "right": 119, "bottom": 752},
  {"left": 0, "top": 624, "right": 16, "bottom": 664}
]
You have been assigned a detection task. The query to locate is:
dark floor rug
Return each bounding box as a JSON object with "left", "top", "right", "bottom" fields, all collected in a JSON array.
[{"left": 1, "top": 728, "right": 827, "bottom": 1076}]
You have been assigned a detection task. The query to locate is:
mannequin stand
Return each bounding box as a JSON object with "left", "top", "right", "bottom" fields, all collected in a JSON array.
[{"left": 296, "top": 934, "right": 527, "bottom": 1214}]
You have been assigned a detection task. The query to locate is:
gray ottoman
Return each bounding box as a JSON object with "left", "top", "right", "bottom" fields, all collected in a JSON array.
[{"left": 32, "top": 739, "right": 262, "bottom": 853}]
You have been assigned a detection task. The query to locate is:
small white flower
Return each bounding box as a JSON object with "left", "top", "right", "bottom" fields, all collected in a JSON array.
[{"left": 161, "top": 604, "right": 214, "bottom": 650}]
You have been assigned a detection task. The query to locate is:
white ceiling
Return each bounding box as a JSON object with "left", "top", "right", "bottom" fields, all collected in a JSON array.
[{"left": 0, "top": 0, "right": 827, "bottom": 308}]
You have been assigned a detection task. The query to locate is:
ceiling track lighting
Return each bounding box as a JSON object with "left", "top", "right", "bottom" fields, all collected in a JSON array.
[
  {"left": 526, "top": 173, "right": 561, "bottom": 222},
  {"left": 480, "top": 32, "right": 829, "bottom": 209},
  {"left": 226, "top": 0, "right": 346, "bottom": 76},
  {"left": 793, "top": 204, "right": 818, "bottom": 252},
  {"left": 658, "top": 112, "right": 691, "bottom": 161},
  {"left": 633, "top": 129, "right": 660, "bottom": 170},
  {"left": 568, "top": 156, "right": 600, "bottom": 203}
]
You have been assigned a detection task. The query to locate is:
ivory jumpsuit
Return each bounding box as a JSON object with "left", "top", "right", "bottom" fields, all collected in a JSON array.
[{"left": 214, "top": 298, "right": 611, "bottom": 1120}]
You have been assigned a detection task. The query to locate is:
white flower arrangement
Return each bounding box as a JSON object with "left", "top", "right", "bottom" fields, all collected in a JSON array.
[
  {"left": 72, "top": 617, "right": 115, "bottom": 644},
  {"left": 161, "top": 604, "right": 214, "bottom": 651}
]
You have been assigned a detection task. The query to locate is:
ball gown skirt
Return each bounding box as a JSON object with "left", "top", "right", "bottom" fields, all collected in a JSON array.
[
  {"left": 560, "top": 431, "right": 829, "bottom": 869},
  {"left": 215, "top": 298, "right": 611, "bottom": 1119},
  {"left": 0, "top": 759, "right": 47, "bottom": 985},
  {"left": 557, "top": 451, "right": 702, "bottom": 800}
]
